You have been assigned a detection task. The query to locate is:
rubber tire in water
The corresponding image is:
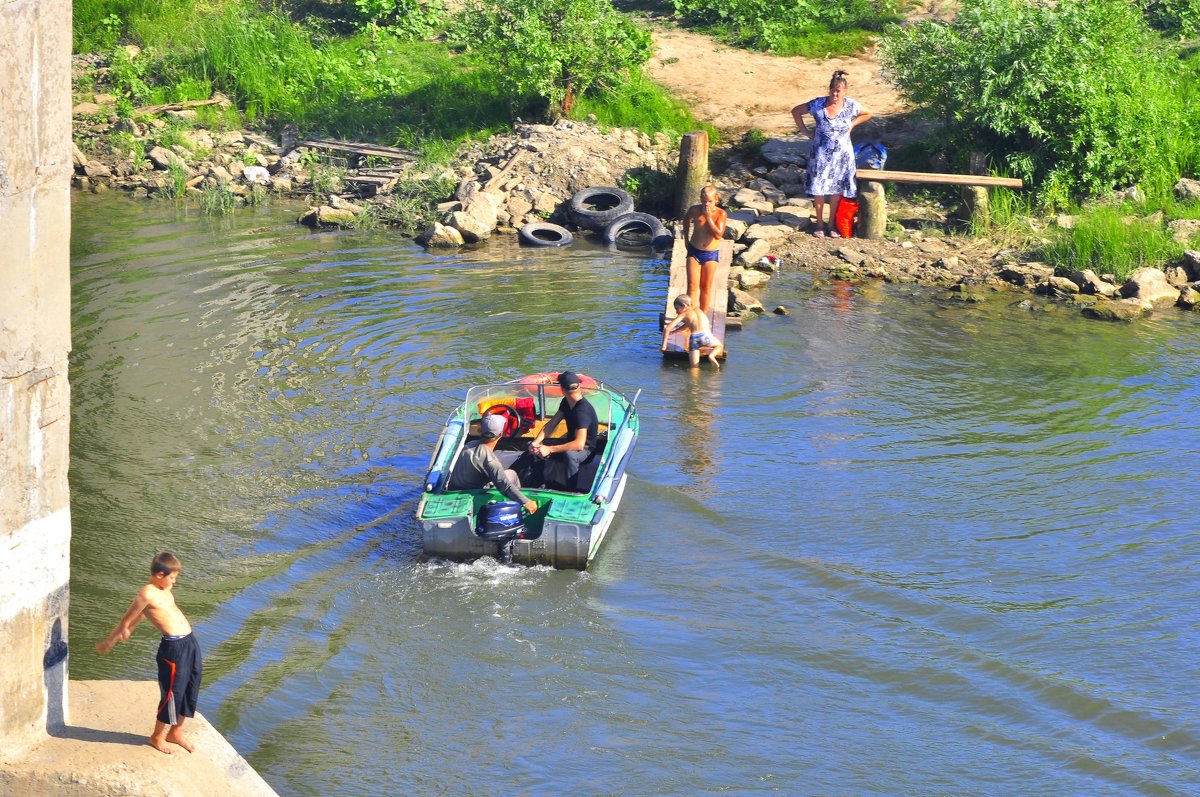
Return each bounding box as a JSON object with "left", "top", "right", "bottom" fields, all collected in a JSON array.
[
  {"left": 602, "top": 211, "right": 672, "bottom": 250},
  {"left": 568, "top": 186, "right": 635, "bottom": 231},
  {"left": 518, "top": 222, "right": 574, "bottom": 247}
]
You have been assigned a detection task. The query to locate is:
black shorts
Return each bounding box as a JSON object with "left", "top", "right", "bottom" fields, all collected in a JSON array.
[{"left": 156, "top": 632, "right": 202, "bottom": 725}]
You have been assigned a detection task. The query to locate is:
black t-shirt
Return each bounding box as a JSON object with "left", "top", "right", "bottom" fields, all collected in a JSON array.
[{"left": 563, "top": 396, "right": 598, "bottom": 451}]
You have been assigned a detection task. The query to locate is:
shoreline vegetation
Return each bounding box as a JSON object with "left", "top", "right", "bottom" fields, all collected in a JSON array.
[{"left": 70, "top": 0, "right": 1200, "bottom": 321}]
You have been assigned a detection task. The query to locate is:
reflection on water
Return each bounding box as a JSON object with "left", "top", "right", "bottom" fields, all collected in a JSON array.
[{"left": 69, "top": 195, "right": 1200, "bottom": 796}]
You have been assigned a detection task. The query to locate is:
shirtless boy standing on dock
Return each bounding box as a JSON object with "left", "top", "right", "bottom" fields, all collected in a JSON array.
[
  {"left": 663, "top": 294, "right": 724, "bottom": 368},
  {"left": 683, "top": 185, "right": 728, "bottom": 314},
  {"left": 97, "top": 551, "right": 202, "bottom": 755}
]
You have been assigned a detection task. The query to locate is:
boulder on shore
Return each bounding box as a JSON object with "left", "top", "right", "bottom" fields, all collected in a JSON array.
[
  {"left": 417, "top": 222, "right": 465, "bottom": 249},
  {"left": 1120, "top": 267, "right": 1180, "bottom": 308}
]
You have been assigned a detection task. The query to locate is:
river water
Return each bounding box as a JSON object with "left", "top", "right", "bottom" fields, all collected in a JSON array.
[{"left": 68, "top": 194, "right": 1200, "bottom": 795}]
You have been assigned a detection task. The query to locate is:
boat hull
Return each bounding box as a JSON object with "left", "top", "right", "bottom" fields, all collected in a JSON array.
[{"left": 417, "top": 376, "right": 638, "bottom": 570}]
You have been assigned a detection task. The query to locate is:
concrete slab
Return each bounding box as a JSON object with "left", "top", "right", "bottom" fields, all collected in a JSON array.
[{"left": 0, "top": 681, "right": 278, "bottom": 797}]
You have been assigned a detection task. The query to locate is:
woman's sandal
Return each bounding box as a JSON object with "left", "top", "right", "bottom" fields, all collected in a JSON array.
[{"left": 812, "top": 227, "right": 826, "bottom": 238}]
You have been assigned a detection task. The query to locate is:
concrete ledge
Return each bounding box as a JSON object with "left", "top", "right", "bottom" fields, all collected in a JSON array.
[{"left": 0, "top": 680, "right": 278, "bottom": 797}]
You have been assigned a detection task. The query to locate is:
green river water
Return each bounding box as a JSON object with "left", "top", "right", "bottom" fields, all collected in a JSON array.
[{"left": 67, "top": 194, "right": 1200, "bottom": 795}]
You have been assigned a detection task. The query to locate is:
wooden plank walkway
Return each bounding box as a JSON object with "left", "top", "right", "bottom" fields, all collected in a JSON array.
[{"left": 662, "top": 238, "right": 733, "bottom": 360}]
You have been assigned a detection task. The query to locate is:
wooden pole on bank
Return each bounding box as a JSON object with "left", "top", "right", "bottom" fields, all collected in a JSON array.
[{"left": 675, "top": 131, "right": 709, "bottom": 219}]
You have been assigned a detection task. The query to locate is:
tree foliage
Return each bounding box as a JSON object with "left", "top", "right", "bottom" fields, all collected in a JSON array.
[
  {"left": 879, "top": 0, "right": 1185, "bottom": 206},
  {"left": 1138, "top": 0, "right": 1200, "bottom": 36},
  {"left": 456, "top": 0, "right": 652, "bottom": 114},
  {"left": 670, "top": 0, "right": 901, "bottom": 50}
]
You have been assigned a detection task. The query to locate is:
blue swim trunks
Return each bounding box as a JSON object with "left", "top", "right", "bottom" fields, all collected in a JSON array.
[
  {"left": 690, "top": 331, "right": 720, "bottom": 351},
  {"left": 687, "top": 244, "right": 720, "bottom": 264}
]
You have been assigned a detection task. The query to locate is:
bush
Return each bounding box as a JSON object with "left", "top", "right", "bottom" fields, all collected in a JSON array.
[
  {"left": 1140, "top": 0, "right": 1200, "bottom": 35},
  {"left": 879, "top": 0, "right": 1185, "bottom": 207},
  {"left": 456, "top": 0, "right": 653, "bottom": 114},
  {"left": 670, "top": 0, "right": 902, "bottom": 53}
]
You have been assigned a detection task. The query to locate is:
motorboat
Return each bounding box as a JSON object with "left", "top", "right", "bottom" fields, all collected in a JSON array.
[{"left": 417, "top": 373, "right": 640, "bottom": 570}]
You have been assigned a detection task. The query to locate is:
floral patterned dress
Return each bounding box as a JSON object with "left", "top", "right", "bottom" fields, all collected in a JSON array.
[{"left": 805, "top": 96, "right": 861, "bottom": 199}]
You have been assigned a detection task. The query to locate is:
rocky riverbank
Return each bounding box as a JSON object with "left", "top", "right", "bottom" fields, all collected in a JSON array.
[{"left": 70, "top": 78, "right": 1200, "bottom": 323}]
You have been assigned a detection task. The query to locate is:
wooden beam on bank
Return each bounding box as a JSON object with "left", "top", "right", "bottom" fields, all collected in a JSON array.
[
  {"left": 855, "top": 169, "right": 1024, "bottom": 188},
  {"left": 661, "top": 238, "right": 734, "bottom": 360}
]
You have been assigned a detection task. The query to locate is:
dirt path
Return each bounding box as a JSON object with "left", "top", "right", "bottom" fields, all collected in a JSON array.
[
  {"left": 644, "top": 4, "right": 956, "bottom": 135},
  {"left": 646, "top": 25, "right": 906, "bottom": 134}
]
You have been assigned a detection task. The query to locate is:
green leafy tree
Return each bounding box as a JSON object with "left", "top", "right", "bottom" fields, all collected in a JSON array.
[
  {"left": 457, "top": 0, "right": 652, "bottom": 114},
  {"left": 879, "top": 0, "right": 1184, "bottom": 206},
  {"left": 1139, "top": 0, "right": 1200, "bottom": 36}
]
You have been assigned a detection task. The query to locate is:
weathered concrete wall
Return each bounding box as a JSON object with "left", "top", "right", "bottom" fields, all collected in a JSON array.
[{"left": 1, "top": 0, "right": 75, "bottom": 753}]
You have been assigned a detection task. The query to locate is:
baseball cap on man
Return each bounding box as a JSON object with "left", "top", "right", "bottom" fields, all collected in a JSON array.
[
  {"left": 557, "top": 371, "right": 581, "bottom": 390},
  {"left": 481, "top": 414, "right": 507, "bottom": 438}
]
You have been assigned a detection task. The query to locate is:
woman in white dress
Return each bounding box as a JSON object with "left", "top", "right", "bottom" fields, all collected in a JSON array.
[{"left": 792, "top": 70, "right": 873, "bottom": 238}]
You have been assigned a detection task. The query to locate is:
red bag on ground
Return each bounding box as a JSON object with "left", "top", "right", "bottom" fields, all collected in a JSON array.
[{"left": 834, "top": 198, "right": 859, "bottom": 238}]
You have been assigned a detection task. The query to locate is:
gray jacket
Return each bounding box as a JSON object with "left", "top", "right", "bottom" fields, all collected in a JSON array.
[{"left": 447, "top": 441, "right": 531, "bottom": 505}]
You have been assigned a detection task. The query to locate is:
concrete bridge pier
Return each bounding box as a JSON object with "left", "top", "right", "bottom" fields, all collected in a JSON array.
[{"left": 1, "top": 0, "right": 74, "bottom": 754}]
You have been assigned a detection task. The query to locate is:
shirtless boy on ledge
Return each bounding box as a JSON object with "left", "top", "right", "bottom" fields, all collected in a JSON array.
[
  {"left": 97, "top": 551, "right": 202, "bottom": 755},
  {"left": 682, "top": 185, "right": 728, "bottom": 314}
]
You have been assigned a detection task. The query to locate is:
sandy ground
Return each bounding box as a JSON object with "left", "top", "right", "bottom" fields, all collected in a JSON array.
[
  {"left": 644, "top": 3, "right": 956, "bottom": 135},
  {"left": 646, "top": 25, "right": 907, "bottom": 134}
]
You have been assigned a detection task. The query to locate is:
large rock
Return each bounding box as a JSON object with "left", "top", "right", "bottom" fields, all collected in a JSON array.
[
  {"left": 1174, "top": 177, "right": 1200, "bottom": 201},
  {"left": 729, "top": 287, "right": 765, "bottom": 314},
  {"left": 461, "top": 191, "right": 501, "bottom": 231},
  {"left": 732, "top": 188, "right": 766, "bottom": 206},
  {"left": 71, "top": 142, "right": 89, "bottom": 170},
  {"left": 299, "top": 205, "right": 359, "bottom": 228},
  {"left": 1167, "top": 219, "right": 1200, "bottom": 245},
  {"left": 997, "top": 262, "right": 1053, "bottom": 287},
  {"left": 733, "top": 267, "right": 769, "bottom": 289},
  {"left": 82, "top": 160, "right": 111, "bottom": 179},
  {"left": 760, "top": 135, "right": 813, "bottom": 166},
  {"left": 417, "top": 222, "right": 465, "bottom": 248},
  {"left": 506, "top": 194, "right": 533, "bottom": 226},
  {"left": 147, "top": 146, "right": 188, "bottom": 171},
  {"left": 1081, "top": 297, "right": 1150, "bottom": 322},
  {"left": 1177, "top": 285, "right": 1200, "bottom": 310},
  {"left": 723, "top": 209, "right": 756, "bottom": 241},
  {"left": 1120, "top": 267, "right": 1180, "bottom": 308},
  {"left": 742, "top": 219, "right": 792, "bottom": 243},
  {"left": 735, "top": 239, "right": 771, "bottom": 267},
  {"left": 1184, "top": 250, "right": 1200, "bottom": 281},
  {"left": 449, "top": 210, "right": 492, "bottom": 243},
  {"left": 1070, "top": 269, "right": 1118, "bottom": 297}
]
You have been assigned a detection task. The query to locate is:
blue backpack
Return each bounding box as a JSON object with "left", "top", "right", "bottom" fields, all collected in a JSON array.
[{"left": 855, "top": 141, "right": 887, "bottom": 170}]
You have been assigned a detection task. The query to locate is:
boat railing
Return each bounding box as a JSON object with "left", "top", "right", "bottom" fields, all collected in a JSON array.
[{"left": 591, "top": 388, "right": 641, "bottom": 504}]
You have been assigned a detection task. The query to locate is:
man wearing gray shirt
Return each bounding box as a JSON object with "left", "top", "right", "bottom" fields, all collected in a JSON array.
[{"left": 449, "top": 414, "right": 538, "bottom": 515}]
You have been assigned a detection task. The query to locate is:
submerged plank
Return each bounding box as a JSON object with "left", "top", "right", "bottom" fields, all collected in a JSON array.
[{"left": 662, "top": 238, "right": 732, "bottom": 360}]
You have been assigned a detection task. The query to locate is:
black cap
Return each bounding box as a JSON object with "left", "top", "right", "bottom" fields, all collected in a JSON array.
[{"left": 557, "top": 371, "right": 581, "bottom": 390}]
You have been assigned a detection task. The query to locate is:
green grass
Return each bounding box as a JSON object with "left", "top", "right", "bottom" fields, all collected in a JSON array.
[
  {"left": 75, "top": 0, "right": 698, "bottom": 161},
  {"left": 1042, "top": 205, "right": 1184, "bottom": 282},
  {"left": 571, "top": 72, "right": 717, "bottom": 143}
]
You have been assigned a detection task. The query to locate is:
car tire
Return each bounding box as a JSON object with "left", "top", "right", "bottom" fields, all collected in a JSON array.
[
  {"left": 568, "top": 186, "right": 635, "bottom": 231},
  {"left": 518, "top": 222, "right": 574, "bottom": 247}
]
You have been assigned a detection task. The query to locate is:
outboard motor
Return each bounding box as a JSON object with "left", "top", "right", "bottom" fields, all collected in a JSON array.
[{"left": 476, "top": 501, "right": 526, "bottom": 564}]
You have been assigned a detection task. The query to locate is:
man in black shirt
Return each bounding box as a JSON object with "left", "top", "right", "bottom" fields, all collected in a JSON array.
[{"left": 530, "top": 371, "right": 598, "bottom": 491}]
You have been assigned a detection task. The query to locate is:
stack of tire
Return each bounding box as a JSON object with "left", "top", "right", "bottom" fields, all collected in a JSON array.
[{"left": 518, "top": 186, "right": 672, "bottom": 250}]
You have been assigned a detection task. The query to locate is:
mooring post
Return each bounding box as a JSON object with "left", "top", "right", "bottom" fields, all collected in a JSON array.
[
  {"left": 961, "top": 186, "right": 990, "bottom": 227},
  {"left": 857, "top": 180, "right": 886, "bottom": 240},
  {"left": 675, "top": 131, "right": 710, "bottom": 219}
]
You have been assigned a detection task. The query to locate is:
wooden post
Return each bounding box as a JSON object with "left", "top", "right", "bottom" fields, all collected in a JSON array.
[
  {"left": 961, "top": 185, "right": 990, "bottom": 227},
  {"left": 675, "top": 131, "right": 709, "bottom": 219},
  {"left": 857, "top": 180, "right": 886, "bottom": 240}
]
